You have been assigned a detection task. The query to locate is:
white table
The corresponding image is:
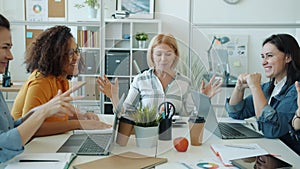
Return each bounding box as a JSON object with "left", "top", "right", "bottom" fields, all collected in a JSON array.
[{"left": 24, "top": 115, "right": 300, "bottom": 168}]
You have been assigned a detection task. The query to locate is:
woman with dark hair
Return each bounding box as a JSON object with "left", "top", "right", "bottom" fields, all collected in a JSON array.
[
  {"left": 226, "top": 34, "right": 300, "bottom": 155},
  {"left": 11, "top": 25, "right": 111, "bottom": 136},
  {"left": 0, "top": 14, "right": 83, "bottom": 162}
]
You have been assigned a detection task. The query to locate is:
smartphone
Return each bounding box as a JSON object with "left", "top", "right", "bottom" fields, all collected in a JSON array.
[{"left": 231, "top": 154, "right": 292, "bottom": 169}]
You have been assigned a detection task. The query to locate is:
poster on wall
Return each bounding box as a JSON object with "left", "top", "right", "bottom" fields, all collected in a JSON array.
[
  {"left": 117, "top": 0, "right": 155, "bottom": 19},
  {"left": 26, "top": 0, "right": 48, "bottom": 22}
]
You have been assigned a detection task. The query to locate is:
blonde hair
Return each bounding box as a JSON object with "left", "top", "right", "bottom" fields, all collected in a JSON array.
[{"left": 147, "top": 33, "right": 179, "bottom": 69}]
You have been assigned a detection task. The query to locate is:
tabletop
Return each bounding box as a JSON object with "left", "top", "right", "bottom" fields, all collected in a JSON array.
[{"left": 21, "top": 114, "right": 300, "bottom": 169}]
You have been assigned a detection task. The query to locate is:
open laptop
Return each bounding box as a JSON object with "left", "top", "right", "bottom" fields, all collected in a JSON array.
[
  {"left": 57, "top": 115, "right": 118, "bottom": 155},
  {"left": 191, "top": 90, "right": 263, "bottom": 139}
]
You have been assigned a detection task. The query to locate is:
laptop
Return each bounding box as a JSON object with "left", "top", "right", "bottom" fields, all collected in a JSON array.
[
  {"left": 191, "top": 90, "right": 264, "bottom": 139},
  {"left": 57, "top": 115, "right": 118, "bottom": 155}
]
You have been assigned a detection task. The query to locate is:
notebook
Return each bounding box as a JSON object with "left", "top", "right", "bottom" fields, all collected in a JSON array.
[
  {"left": 191, "top": 90, "right": 264, "bottom": 139},
  {"left": 5, "top": 153, "right": 77, "bottom": 169},
  {"left": 73, "top": 151, "right": 168, "bottom": 169},
  {"left": 56, "top": 115, "right": 118, "bottom": 155}
]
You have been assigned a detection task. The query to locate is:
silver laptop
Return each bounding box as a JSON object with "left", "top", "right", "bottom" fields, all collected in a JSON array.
[
  {"left": 57, "top": 115, "right": 118, "bottom": 155},
  {"left": 191, "top": 90, "right": 263, "bottom": 139}
]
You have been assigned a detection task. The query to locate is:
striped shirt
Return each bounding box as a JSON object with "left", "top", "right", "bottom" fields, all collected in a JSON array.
[{"left": 123, "top": 68, "right": 195, "bottom": 116}]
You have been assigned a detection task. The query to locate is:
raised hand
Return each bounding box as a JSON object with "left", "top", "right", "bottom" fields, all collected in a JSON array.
[
  {"left": 96, "top": 74, "right": 112, "bottom": 99},
  {"left": 200, "top": 75, "right": 222, "bottom": 98},
  {"left": 40, "top": 83, "right": 85, "bottom": 118},
  {"left": 111, "top": 78, "right": 119, "bottom": 108},
  {"left": 245, "top": 73, "right": 262, "bottom": 89},
  {"left": 236, "top": 73, "right": 249, "bottom": 91}
]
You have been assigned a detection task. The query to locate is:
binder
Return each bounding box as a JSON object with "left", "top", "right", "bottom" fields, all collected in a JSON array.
[{"left": 73, "top": 151, "right": 168, "bottom": 169}]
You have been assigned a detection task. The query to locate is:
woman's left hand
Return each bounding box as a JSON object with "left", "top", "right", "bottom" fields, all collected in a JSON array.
[
  {"left": 200, "top": 75, "right": 223, "bottom": 98},
  {"left": 83, "top": 112, "right": 100, "bottom": 121},
  {"left": 245, "top": 73, "right": 261, "bottom": 89}
]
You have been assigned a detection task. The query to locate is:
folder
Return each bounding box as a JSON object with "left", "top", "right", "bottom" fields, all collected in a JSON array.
[
  {"left": 48, "top": 0, "right": 65, "bottom": 18},
  {"left": 73, "top": 151, "right": 168, "bottom": 169}
]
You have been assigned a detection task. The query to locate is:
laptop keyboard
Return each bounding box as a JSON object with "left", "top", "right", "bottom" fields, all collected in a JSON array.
[
  {"left": 78, "top": 134, "right": 111, "bottom": 153},
  {"left": 218, "top": 123, "right": 245, "bottom": 138}
]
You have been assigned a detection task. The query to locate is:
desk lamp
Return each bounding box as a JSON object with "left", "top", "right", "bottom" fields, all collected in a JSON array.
[
  {"left": 207, "top": 36, "right": 230, "bottom": 73},
  {"left": 205, "top": 36, "right": 237, "bottom": 86}
]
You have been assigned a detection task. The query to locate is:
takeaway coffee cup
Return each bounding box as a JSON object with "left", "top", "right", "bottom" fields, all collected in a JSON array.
[
  {"left": 116, "top": 116, "right": 135, "bottom": 146},
  {"left": 188, "top": 116, "right": 205, "bottom": 146}
]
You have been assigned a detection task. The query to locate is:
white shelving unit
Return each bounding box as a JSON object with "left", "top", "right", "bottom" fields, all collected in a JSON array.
[
  {"left": 2, "top": 1, "right": 162, "bottom": 114},
  {"left": 103, "top": 19, "right": 161, "bottom": 114},
  {"left": 2, "top": 0, "right": 104, "bottom": 113}
]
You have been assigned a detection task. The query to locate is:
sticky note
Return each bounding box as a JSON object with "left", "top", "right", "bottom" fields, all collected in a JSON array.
[{"left": 26, "top": 32, "right": 33, "bottom": 38}]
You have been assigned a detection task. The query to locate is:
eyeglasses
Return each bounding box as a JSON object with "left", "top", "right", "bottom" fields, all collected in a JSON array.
[{"left": 67, "top": 47, "right": 81, "bottom": 58}]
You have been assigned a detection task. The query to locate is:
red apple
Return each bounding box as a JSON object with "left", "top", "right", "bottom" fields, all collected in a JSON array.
[{"left": 173, "top": 137, "right": 189, "bottom": 152}]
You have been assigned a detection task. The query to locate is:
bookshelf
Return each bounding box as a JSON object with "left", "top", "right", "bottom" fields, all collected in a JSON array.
[
  {"left": 103, "top": 19, "right": 161, "bottom": 114},
  {"left": 2, "top": 1, "right": 162, "bottom": 114}
]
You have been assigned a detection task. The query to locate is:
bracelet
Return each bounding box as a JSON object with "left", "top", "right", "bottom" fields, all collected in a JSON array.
[{"left": 292, "top": 112, "right": 300, "bottom": 128}]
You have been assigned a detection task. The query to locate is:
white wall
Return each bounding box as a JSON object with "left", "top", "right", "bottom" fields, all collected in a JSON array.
[
  {"left": 193, "top": 0, "right": 300, "bottom": 23},
  {"left": 190, "top": 0, "right": 300, "bottom": 82},
  {"left": 1, "top": 0, "right": 300, "bottom": 82}
]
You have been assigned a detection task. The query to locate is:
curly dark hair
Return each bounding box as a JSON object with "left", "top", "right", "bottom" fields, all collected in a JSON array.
[
  {"left": 263, "top": 34, "right": 300, "bottom": 95},
  {"left": 25, "top": 25, "right": 83, "bottom": 79}
]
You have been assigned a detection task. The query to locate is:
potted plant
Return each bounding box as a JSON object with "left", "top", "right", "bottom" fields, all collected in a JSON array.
[
  {"left": 130, "top": 106, "right": 161, "bottom": 148},
  {"left": 74, "top": 0, "right": 100, "bottom": 18},
  {"left": 135, "top": 32, "right": 149, "bottom": 48}
]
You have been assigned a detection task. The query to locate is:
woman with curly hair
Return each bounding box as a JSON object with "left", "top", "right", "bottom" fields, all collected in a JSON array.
[
  {"left": 11, "top": 25, "right": 111, "bottom": 136},
  {"left": 0, "top": 14, "right": 87, "bottom": 162}
]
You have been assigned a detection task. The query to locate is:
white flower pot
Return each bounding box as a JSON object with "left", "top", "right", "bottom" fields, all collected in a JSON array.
[
  {"left": 88, "top": 7, "right": 97, "bottom": 18},
  {"left": 137, "top": 40, "right": 146, "bottom": 48},
  {"left": 134, "top": 126, "right": 158, "bottom": 148}
]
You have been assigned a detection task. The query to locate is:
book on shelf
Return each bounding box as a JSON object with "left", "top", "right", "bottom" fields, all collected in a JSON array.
[
  {"left": 5, "top": 153, "right": 76, "bottom": 169},
  {"left": 77, "top": 29, "right": 100, "bottom": 48}
]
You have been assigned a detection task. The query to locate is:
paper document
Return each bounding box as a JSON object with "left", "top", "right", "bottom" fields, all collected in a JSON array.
[
  {"left": 5, "top": 153, "right": 76, "bottom": 169},
  {"left": 210, "top": 143, "right": 268, "bottom": 166}
]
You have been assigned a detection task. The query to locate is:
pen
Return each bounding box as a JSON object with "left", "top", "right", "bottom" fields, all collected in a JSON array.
[
  {"left": 19, "top": 159, "right": 60, "bottom": 162},
  {"left": 180, "top": 162, "right": 193, "bottom": 169},
  {"left": 224, "top": 144, "right": 256, "bottom": 150}
]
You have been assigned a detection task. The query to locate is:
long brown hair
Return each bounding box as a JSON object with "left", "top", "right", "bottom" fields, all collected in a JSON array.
[{"left": 263, "top": 34, "right": 300, "bottom": 95}]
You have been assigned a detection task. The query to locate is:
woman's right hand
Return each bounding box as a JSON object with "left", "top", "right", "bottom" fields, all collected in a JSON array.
[
  {"left": 38, "top": 84, "right": 84, "bottom": 118},
  {"left": 79, "top": 120, "right": 112, "bottom": 130},
  {"left": 236, "top": 73, "right": 249, "bottom": 91},
  {"left": 96, "top": 74, "right": 112, "bottom": 99}
]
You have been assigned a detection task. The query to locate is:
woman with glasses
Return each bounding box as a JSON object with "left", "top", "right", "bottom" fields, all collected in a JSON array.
[
  {"left": 225, "top": 34, "right": 300, "bottom": 155},
  {"left": 11, "top": 25, "right": 111, "bottom": 136}
]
